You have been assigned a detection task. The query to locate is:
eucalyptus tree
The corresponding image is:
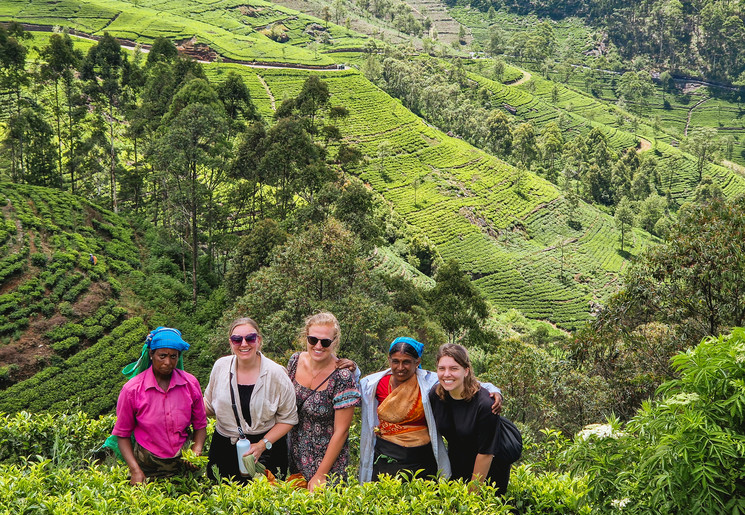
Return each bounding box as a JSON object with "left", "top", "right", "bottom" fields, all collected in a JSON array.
[
  {"left": 7, "top": 103, "right": 59, "bottom": 187},
  {"left": 39, "top": 33, "right": 83, "bottom": 186},
  {"left": 684, "top": 127, "right": 719, "bottom": 183},
  {"left": 217, "top": 71, "right": 258, "bottom": 139},
  {"left": 539, "top": 122, "right": 564, "bottom": 182},
  {"left": 151, "top": 86, "right": 229, "bottom": 305},
  {"left": 80, "top": 33, "right": 129, "bottom": 212},
  {"left": 512, "top": 122, "right": 539, "bottom": 169},
  {"left": 0, "top": 23, "right": 30, "bottom": 181},
  {"left": 428, "top": 258, "right": 489, "bottom": 345},
  {"left": 614, "top": 196, "right": 634, "bottom": 252},
  {"left": 617, "top": 71, "right": 654, "bottom": 118}
]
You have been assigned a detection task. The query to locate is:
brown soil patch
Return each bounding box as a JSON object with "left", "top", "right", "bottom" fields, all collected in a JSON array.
[{"left": 0, "top": 281, "right": 112, "bottom": 385}]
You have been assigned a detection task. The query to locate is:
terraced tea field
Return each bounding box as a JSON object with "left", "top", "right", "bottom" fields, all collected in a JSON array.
[
  {"left": 218, "top": 67, "right": 655, "bottom": 329},
  {"left": 7, "top": 0, "right": 740, "bottom": 329},
  {"left": 1, "top": 0, "right": 367, "bottom": 65}
]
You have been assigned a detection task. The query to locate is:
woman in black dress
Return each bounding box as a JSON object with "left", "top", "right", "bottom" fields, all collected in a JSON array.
[{"left": 428, "top": 343, "right": 510, "bottom": 494}]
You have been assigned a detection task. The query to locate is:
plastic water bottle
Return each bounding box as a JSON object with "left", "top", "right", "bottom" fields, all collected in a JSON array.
[{"left": 236, "top": 438, "right": 251, "bottom": 476}]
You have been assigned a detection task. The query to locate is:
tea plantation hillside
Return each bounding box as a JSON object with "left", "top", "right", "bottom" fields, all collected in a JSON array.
[
  {"left": 0, "top": 0, "right": 365, "bottom": 65},
  {"left": 0, "top": 182, "right": 159, "bottom": 414},
  {"left": 206, "top": 64, "right": 655, "bottom": 328},
  {"left": 2, "top": 0, "right": 743, "bottom": 332}
]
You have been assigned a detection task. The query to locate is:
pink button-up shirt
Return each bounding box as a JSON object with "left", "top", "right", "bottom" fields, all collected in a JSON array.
[{"left": 113, "top": 367, "right": 208, "bottom": 459}]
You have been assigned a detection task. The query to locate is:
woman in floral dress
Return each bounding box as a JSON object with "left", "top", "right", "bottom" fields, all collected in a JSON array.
[{"left": 287, "top": 312, "right": 360, "bottom": 491}]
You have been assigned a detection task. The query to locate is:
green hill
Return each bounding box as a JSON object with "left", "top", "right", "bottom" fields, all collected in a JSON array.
[
  {"left": 1, "top": 0, "right": 743, "bottom": 331},
  {"left": 0, "top": 182, "right": 149, "bottom": 413}
]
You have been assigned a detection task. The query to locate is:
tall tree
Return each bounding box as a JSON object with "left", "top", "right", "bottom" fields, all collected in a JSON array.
[
  {"left": 217, "top": 71, "right": 258, "bottom": 139},
  {"left": 0, "top": 23, "right": 30, "bottom": 181},
  {"left": 428, "top": 259, "right": 489, "bottom": 344},
  {"left": 684, "top": 127, "right": 719, "bottom": 182},
  {"left": 81, "top": 33, "right": 127, "bottom": 212},
  {"left": 151, "top": 102, "right": 228, "bottom": 306},
  {"left": 39, "top": 33, "right": 83, "bottom": 186},
  {"left": 615, "top": 196, "right": 634, "bottom": 252}
]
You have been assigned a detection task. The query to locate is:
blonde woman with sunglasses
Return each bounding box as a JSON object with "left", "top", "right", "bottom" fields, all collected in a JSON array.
[
  {"left": 203, "top": 317, "right": 298, "bottom": 481},
  {"left": 286, "top": 311, "right": 361, "bottom": 492}
]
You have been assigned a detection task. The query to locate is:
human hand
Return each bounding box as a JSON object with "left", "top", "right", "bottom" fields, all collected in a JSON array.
[
  {"left": 129, "top": 467, "right": 146, "bottom": 485},
  {"left": 182, "top": 447, "right": 207, "bottom": 470},
  {"left": 489, "top": 392, "right": 503, "bottom": 415},
  {"left": 308, "top": 474, "right": 326, "bottom": 492},
  {"left": 248, "top": 440, "right": 265, "bottom": 461},
  {"left": 335, "top": 358, "right": 357, "bottom": 371}
]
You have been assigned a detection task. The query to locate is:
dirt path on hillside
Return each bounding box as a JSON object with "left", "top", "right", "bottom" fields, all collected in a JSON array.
[
  {"left": 637, "top": 137, "right": 652, "bottom": 152},
  {"left": 684, "top": 96, "right": 710, "bottom": 136},
  {"left": 257, "top": 75, "right": 276, "bottom": 111},
  {"left": 507, "top": 69, "right": 532, "bottom": 86}
]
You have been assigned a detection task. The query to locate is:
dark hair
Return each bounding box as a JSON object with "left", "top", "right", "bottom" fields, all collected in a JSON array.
[
  {"left": 435, "top": 343, "right": 479, "bottom": 401},
  {"left": 388, "top": 341, "right": 421, "bottom": 360}
]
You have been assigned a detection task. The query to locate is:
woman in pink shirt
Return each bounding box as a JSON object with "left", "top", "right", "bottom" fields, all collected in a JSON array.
[{"left": 113, "top": 327, "right": 208, "bottom": 484}]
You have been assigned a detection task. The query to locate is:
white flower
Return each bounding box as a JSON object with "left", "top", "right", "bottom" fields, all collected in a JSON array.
[
  {"left": 663, "top": 392, "right": 700, "bottom": 407},
  {"left": 611, "top": 498, "right": 630, "bottom": 509},
  {"left": 577, "top": 423, "right": 626, "bottom": 441}
]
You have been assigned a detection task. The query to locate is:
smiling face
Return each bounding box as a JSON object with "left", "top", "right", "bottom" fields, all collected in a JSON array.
[
  {"left": 230, "top": 323, "right": 261, "bottom": 363},
  {"left": 306, "top": 323, "right": 336, "bottom": 364},
  {"left": 437, "top": 355, "right": 468, "bottom": 399},
  {"left": 388, "top": 351, "right": 420, "bottom": 384},
  {"left": 149, "top": 348, "right": 179, "bottom": 381}
]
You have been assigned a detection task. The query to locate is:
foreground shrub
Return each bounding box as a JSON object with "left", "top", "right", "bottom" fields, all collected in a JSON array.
[
  {"left": 0, "top": 460, "right": 596, "bottom": 515},
  {"left": 0, "top": 411, "right": 592, "bottom": 514},
  {"left": 561, "top": 329, "right": 745, "bottom": 514}
]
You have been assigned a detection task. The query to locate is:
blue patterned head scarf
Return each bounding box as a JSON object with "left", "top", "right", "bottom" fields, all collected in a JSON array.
[
  {"left": 121, "top": 328, "right": 187, "bottom": 380},
  {"left": 147, "top": 326, "right": 190, "bottom": 352},
  {"left": 388, "top": 336, "right": 424, "bottom": 367}
]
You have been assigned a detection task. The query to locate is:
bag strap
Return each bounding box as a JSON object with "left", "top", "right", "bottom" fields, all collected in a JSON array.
[
  {"left": 297, "top": 369, "right": 337, "bottom": 413},
  {"left": 229, "top": 356, "right": 247, "bottom": 439}
]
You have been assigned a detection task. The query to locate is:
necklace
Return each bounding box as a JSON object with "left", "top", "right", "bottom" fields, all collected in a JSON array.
[{"left": 307, "top": 361, "right": 333, "bottom": 389}]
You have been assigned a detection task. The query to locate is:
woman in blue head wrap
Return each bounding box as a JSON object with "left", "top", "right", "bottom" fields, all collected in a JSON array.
[
  {"left": 112, "top": 327, "right": 208, "bottom": 484},
  {"left": 358, "top": 336, "right": 503, "bottom": 483}
]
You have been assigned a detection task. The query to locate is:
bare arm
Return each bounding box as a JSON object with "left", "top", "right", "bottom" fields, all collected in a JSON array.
[
  {"left": 308, "top": 406, "right": 355, "bottom": 492},
  {"left": 247, "top": 423, "right": 293, "bottom": 460},
  {"left": 470, "top": 453, "right": 494, "bottom": 491},
  {"left": 118, "top": 437, "right": 145, "bottom": 485}
]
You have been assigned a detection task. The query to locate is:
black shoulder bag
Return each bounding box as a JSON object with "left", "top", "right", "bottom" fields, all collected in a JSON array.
[{"left": 495, "top": 415, "right": 523, "bottom": 464}]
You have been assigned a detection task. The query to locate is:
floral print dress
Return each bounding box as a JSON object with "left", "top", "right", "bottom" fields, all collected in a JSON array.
[{"left": 287, "top": 352, "right": 361, "bottom": 481}]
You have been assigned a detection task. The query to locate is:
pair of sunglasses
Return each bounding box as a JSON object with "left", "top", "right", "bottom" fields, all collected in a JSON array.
[
  {"left": 307, "top": 335, "right": 334, "bottom": 348},
  {"left": 230, "top": 333, "right": 258, "bottom": 345}
]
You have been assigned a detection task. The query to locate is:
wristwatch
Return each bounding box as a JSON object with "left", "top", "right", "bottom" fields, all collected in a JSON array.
[{"left": 262, "top": 438, "right": 272, "bottom": 450}]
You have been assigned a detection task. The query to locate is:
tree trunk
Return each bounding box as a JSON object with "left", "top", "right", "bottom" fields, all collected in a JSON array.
[
  {"left": 191, "top": 162, "right": 198, "bottom": 307},
  {"left": 109, "top": 98, "right": 118, "bottom": 213}
]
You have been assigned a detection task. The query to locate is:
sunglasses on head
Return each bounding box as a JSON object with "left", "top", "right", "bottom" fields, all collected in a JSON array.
[
  {"left": 230, "top": 333, "right": 258, "bottom": 345},
  {"left": 307, "top": 335, "right": 334, "bottom": 348}
]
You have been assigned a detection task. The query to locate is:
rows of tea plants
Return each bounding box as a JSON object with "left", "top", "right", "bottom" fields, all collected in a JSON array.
[
  {"left": 240, "top": 69, "right": 653, "bottom": 327},
  {"left": 1, "top": 0, "right": 339, "bottom": 65},
  {"left": 371, "top": 247, "right": 435, "bottom": 289},
  {"left": 0, "top": 410, "right": 592, "bottom": 514},
  {"left": 0, "top": 183, "right": 139, "bottom": 383},
  {"left": 0, "top": 317, "right": 148, "bottom": 415},
  {"left": 0, "top": 459, "right": 593, "bottom": 514}
]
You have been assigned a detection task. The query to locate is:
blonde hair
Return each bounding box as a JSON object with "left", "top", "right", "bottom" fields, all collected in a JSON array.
[
  {"left": 435, "top": 343, "right": 480, "bottom": 401},
  {"left": 300, "top": 311, "right": 340, "bottom": 348}
]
